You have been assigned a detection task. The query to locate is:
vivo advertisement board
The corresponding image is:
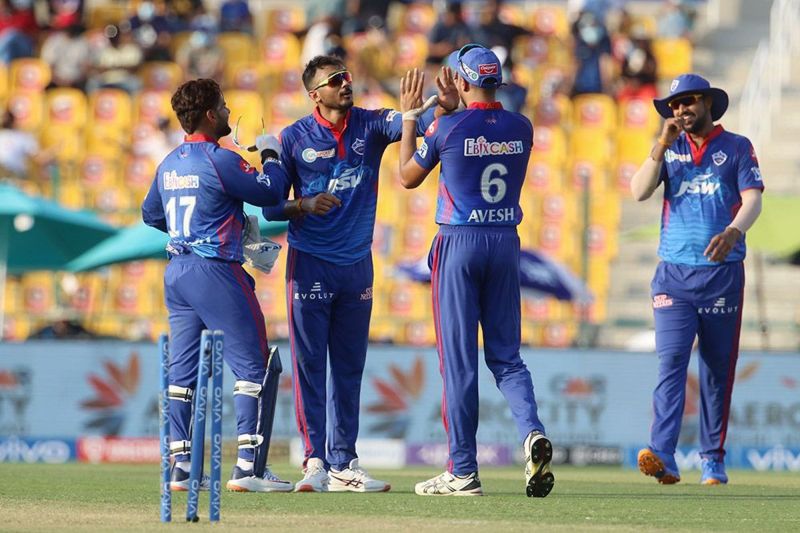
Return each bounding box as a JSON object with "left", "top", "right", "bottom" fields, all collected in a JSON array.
[{"left": 1, "top": 342, "right": 798, "bottom": 469}]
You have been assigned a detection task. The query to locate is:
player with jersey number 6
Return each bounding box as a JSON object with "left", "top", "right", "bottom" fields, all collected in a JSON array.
[
  {"left": 397, "top": 44, "right": 554, "bottom": 498},
  {"left": 630, "top": 74, "right": 764, "bottom": 486},
  {"left": 142, "top": 79, "right": 293, "bottom": 494}
]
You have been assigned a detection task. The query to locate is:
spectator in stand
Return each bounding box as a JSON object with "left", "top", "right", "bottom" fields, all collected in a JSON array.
[
  {"left": 427, "top": 2, "right": 478, "bottom": 65},
  {"left": 0, "top": 0, "right": 37, "bottom": 64},
  {"left": 47, "top": 0, "right": 83, "bottom": 30},
  {"left": 570, "top": 9, "right": 613, "bottom": 96},
  {"left": 0, "top": 110, "right": 56, "bottom": 183},
  {"left": 86, "top": 23, "right": 144, "bottom": 94},
  {"left": 474, "top": 0, "right": 531, "bottom": 69},
  {"left": 176, "top": 30, "right": 225, "bottom": 81},
  {"left": 616, "top": 27, "right": 658, "bottom": 102},
  {"left": 219, "top": 0, "right": 252, "bottom": 34},
  {"left": 41, "top": 23, "right": 92, "bottom": 90},
  {"left": 658, "top": 0, "right": 695, "bottom": 39},
  {"left": 340, "top": 0, "right": 391, "bottom": 35}
]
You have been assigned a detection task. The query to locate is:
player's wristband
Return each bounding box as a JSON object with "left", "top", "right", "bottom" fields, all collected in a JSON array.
[
  {"left": 260, "top": 149, "right": 279, "bottom": 164},
  {"left": 657, "top": 137, "right": 672, "bottom": 148}
]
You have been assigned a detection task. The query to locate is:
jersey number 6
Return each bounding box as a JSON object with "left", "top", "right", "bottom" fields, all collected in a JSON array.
[
  {"left": 481, "top": 163, "right": 508, "bottom": 204},
  {"left": 165, "top": 195, "right": 197, "bottom": 238}
]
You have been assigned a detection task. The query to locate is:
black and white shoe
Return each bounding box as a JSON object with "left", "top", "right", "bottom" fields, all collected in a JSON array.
[
  {"left": 170, "top": 464, "right": 210, "bottom": 492},
  {"left": 414, "top": 471, "right": 483, "bottom": 496},
  {"left": 226, "top": 465, "right": 293, "bottom": 492},
  {"left": 524, "top": 431, "right": 555, "bottom": 498}
]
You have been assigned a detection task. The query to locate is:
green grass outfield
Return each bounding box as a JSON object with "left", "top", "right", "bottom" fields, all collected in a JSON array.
[{"left": 0, "top": 464, "right": 798, "bottom": 532}]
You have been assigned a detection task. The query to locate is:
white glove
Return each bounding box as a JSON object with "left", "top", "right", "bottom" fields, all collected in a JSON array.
[
  {"left": 402, "top": 95, "right": 439, "bottom": 121},
  {"left": 255, "top": 134, "right": 281, "bottom": 158},
  {"left": 242, "top": 215, "right": 282, "bottom": 273}
]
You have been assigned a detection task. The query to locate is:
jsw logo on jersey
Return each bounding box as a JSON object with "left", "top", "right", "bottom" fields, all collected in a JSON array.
[{"left": 675, "top": 172, "right": 720, "bottom": 197}]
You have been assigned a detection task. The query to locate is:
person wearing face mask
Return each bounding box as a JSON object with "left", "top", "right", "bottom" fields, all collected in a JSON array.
[
  {"left": 570, "top": 9, "right": 612, "bottom": 96},
  {"left": 630, "top": 74, "right": 764, "bottom": 486}
]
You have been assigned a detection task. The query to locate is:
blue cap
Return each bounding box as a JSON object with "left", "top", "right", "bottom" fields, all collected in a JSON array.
[
  {"left": 447, "top": 43, "right": 503, "bottom": 88},
  {"left": 653, "top": 73, "right": 729, "bottom": 121}
]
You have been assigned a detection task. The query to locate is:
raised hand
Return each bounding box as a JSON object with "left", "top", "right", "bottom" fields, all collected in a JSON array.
[
  {"left": 435, "top": 66, "right": 460, "bottom": 112},
  {"left": 399, "top": 68, "right": 425, "bottom": 114}
]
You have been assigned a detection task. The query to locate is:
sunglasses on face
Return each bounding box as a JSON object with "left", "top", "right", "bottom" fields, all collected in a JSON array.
[
  {"left": 311, "top": 70, "right": 352, "bottom": 91},
  {"left": 668, "top": 93, "right": 703, "bottom": 110}
]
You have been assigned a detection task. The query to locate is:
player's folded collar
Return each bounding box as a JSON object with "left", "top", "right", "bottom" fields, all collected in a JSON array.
[{"left": 653, "top": 73, "right": 729, "bottom": 121}]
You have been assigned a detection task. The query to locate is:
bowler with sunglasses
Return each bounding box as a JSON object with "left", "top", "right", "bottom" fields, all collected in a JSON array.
[
  {"left": 398, "top": 44, "right": 554, "bottom": 498},
  {"left": 259, "top": 55, "right": 459, "bottom": 493},
  {"left": 630, "top": 73, "right": 764, "bottom": 486}
]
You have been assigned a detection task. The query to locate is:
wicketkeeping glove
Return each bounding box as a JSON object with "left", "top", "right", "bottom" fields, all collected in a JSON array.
[
  {"left": 242, "top": 215, "right": 282, "bottom": 274},
  {"left": 255, "top": 134, "right": 282, "bottom": 163}
]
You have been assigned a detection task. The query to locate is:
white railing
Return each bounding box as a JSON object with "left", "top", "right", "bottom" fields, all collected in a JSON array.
[{"left": 739, "top": 0, "right": 800, "bottom": 153}]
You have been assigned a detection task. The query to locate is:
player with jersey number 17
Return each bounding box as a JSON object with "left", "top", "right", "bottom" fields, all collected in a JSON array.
[
  {"left": 398, "top": 44, "right": 554, "bottom": 498},
  {"left": 630, "top": 73, "right": 764, "bottom": 486}
]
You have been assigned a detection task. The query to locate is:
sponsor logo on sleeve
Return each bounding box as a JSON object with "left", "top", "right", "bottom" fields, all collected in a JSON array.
[
  {"left": 417, "top": 140, "right": 428, "bottom": 158},
  {"left": 711, "top": 150, "right": 727, "bottom": 166},
  {"left": 464, "top": 136, "right": 524, "bottom": 157},
  {"left": 653, "top": 294, "right": 673, "bottom": 308},
  {"left": 664, "top": 150, "right": 692, "bottom": 163},
  {"left": 239, "top": 159, "right": 255, "bottom": 173}
]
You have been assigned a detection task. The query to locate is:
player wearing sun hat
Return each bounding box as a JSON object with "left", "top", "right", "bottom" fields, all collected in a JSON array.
[{"left": 630, "top": 73, "right": 764, "bottom": 486}]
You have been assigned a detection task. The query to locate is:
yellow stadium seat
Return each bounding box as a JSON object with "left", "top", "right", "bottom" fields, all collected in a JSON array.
[
  {"left": 226, "top": 90, "right": 264, "bottom": 132},
  {"left": 89, "top": 184, "right": 133, "bottom": 214},
  {"left": 653, "top": 37, "right": 693, "bottom": 80},
  {"left": 567, "top": 159, "right": 610, "bottom": 192},
  {"left": 521, "top": 322, "right": 542, "bottom": 345},
  {"left": 386, "top": 281, "right": 429, "bottom": 320},
  {"left": 394, "top": 320, "right": 436, "bottom": 346},
  {"left": 89, "top": 88, "right": 132, "bottom": 131},
  {"left": 616, "top": 129, "right": 655, "bottom": 162},
  {"left": 268, "top": 90, "right": 308, "bottom": 129},
  {"left": 530, "top": 63, "right": 570, "bottom": 101},
  {"left": 398, "top": 2, "right": 436, "bottom": 34},
  {"left": 3, "top": 276, "right": 20, "bottom": 314},
  {"left": 587, "top": 255, "right": 611, "bottom": 293},
  {"left": 57, "top": 180, "right": 86, "bottom": 209},
  {"left": 80, "top": 153, "right": 122, "bottom": 190},
  {"left": 21, "top": 273, "right": 54, "bottom": 316},
  {"left": 569, "top": 127, "right": 613, "bottom": 166},
  {"left": 112, "top": 280, "right": 155, "bottom": 316},
  {"left": 522, "top": 296, "right": 565, "bottom": 322},
  {"left": 530, "top": 5, "right": 569, "bottom": 40},
  {"left": 4, "top": 314, "right": 32, "bottom": 341},
  {"left": 404, "top": 187, "right": 436, "bottom": 221},
  {"left": 613, "top": 159, "right": 639, "bottom": 193},
  {"left": 589, "top": 190, "right": 621, "bottom": 228},
  {"left": 87, "top": 3, "right": 127, "bottom": 29},
  {"left": 587, "top": 222, "right": 619, "bottom": 260},
  {"left": 536, "top": 221, "right": 579, "bottom": 265},
  {"left": 572, "top": 93, "right": 617, "bottom": 132},
  {"left": 261, "top": 33, "right": 301, "bottom": 73},
  {"left": 226, "top": 61, "right": 267, "bottom": 92},
  {"left": 393, "top": 33, "right": 428, "bottom": 74},
  {"left": 40, "top": 127, "right": 84, "bottom": 163},
  {"left": 218, "top": 32, "right": 257, "bottom": 67},
  {"left": 139, "top": 61, "right": 184, "bottom": 91},
  {"left": 124, "top": 156, "right": 157, "bottom": 191},
  {"left": 541, "top": 321, "right": 577, "bottom": 348},
  {"left": 65, "top": 273, "right": 102, "bottom": 314},
  {"left": 263, "top": 6, "right": 306, "bottom": 34},
  {"left": 619, "top": 98, "right": 660, "bottom": 133},
  {"left": 0, "top": 63, "right": 7, "bottom": 105},
  {"left": 44, "top": 88, "right": 87, "bottom": 129},
  {"left": 9, "top": 58, "right": 51, "bottom": 91},
  {"left": 6, "top": 90, "right": 44, "bottom": 131},
  {"left": 255, "top": 280, "right": 286, "bottom": 322},
  {"left": 532, "top": 125, "right": 567, "bottom": 166},
  {"left": 135, "top": 90, "right": 172, "bottom": 127},
  {"left": 169, "top": 31, "right": 193, "bottom": 58},
  {"left": 539, "top": 190, "right": 578, "bottom": 225},
  {"left": 399, "top": 220, "right": 436, "bottom": 258},
  {"left": 526, "top": 158, "right": 563, "bottom": 194}
]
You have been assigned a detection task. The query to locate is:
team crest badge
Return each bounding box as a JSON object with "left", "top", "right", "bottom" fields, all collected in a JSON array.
[
  {"left": 711, "top": 151, "right": 727, "bottom": 166},
  {"left": 352, "top": 138, "right": 365, "bottom": 155}
]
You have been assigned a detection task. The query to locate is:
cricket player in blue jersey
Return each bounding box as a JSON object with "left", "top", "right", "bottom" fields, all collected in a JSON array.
[
  {"left": 631, "top": 74, "right": 764, "bottom": 485},
  {"left": 142, "top": 79, "right": 293, "bottom": 493},
  {"left": 397, "top": 45, "right": 554, "bottom": 498},
  {"left": 259, "top": 55, "right": 459, "bottom": 492}
]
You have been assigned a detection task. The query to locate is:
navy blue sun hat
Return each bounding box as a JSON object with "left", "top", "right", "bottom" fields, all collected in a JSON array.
[
  {"left": 447, "top": 43, "right": 503, "bottom": 88},
  {"left": 653, "top": 73, "right": 729, "bottom": 121}
]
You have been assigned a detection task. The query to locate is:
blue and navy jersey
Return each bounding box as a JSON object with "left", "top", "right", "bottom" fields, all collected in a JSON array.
[
  {"left": 141, "top": 134, "right": 283, "bottom": 262},
  {"left": 262, "top": 106, "right": 433, "bottom": 265},
  {"left": 413, "top": 102, "right": 532, "bottom": 226},
  {"left": 658, "top": 125, "right": 764, "bottom": 266}
]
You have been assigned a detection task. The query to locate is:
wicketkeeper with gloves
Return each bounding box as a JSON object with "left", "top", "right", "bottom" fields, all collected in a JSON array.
[{"left": 142, "top": 78, "right": 293, "bottom": 493}]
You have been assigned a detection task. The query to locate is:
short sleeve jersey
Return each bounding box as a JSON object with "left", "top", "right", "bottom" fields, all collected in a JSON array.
[
  {"left": 658, "top": 125, "right": 764, "bottom": 266},
  {"left": 413, "top": 102, "right": 533, "bottom": 226}
]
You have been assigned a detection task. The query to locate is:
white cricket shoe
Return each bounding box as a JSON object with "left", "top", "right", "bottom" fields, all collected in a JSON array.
[
  {"left": 294, "top": 457, "right": 329, "bottom": 492},
  {"left": 226, "top": 465, "right": 293, "bottom": 492},
  {"left": 170, "top": 465, "right": 210, "bottom": 492},
  {"left": 328, "top": 459, "right": 391, "bottom": 493},
  {"left": 524, "top": 431, "right": 555, "bottom": 498},
  {"left": 414, "top": 471, "right": 483, "bottom": 496}
]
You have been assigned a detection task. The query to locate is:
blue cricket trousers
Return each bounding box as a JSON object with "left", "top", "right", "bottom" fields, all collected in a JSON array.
[
  {"left": 285, "top": 247, "right": 373, "bottom": 471},
  {"left": 430, "top": 225, "right": 545, "bottom": 475},
  {"left": 650, "top": 261, "right": 745, "bottom": 461},
  {"left": 164, "top": 253, "right": 268, "bottom": 461}
]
